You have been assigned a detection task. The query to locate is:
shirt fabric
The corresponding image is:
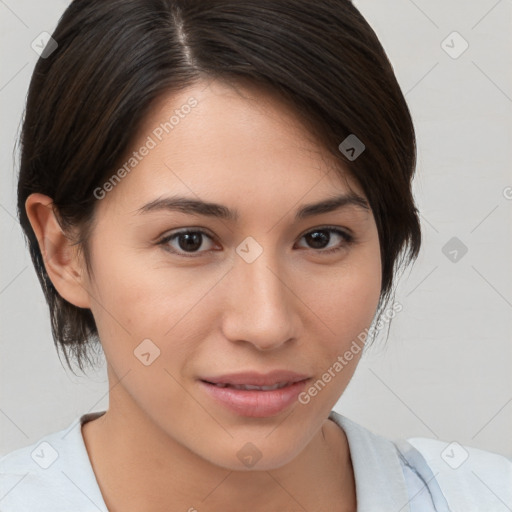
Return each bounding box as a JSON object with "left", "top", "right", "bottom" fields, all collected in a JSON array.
[{"left": 0, "top": 410, "right": 510, "bottom": 511}]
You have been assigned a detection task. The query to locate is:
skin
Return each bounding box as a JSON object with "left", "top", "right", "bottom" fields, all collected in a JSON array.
[{"left": 26, "top": 79, "right": 382, "bottom": 512}]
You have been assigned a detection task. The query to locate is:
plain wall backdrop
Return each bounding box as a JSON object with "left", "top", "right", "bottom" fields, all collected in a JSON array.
[{"left": 1, "top": 0, "right": 511, "bottom": 460}]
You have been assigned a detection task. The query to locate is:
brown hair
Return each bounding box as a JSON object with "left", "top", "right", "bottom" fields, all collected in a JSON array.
[{"left": 17, "top": 0, "right": 421, "bottom": 373}]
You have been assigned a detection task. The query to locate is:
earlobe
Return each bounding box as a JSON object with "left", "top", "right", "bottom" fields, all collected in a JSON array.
[{"left": 25, "top": 193, "right": 91, "bottom": 309}]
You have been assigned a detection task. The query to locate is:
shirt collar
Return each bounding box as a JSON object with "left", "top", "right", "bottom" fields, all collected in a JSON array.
[
  {"left": 58, "top": 410, "right": 109, "bottom": 511},
  {"left": 329, "top": 410, "right": 411, "bottom": 512}
]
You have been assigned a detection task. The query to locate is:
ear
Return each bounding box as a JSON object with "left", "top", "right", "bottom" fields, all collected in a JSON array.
[{"left": 25, "top": 193, "right": 91, "bottom": 309}]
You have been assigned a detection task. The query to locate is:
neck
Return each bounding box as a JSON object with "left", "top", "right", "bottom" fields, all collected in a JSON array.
[{"left": 82, "top": 392, "right": 356, "bottom": 512}]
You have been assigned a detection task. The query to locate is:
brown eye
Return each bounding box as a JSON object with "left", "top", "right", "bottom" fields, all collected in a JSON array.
[
  {"left": 297, "top": 227, "right": 353, "bottom": 254},
  {"left": 158, "top": 229, "right": 216, "bottom": 257}
]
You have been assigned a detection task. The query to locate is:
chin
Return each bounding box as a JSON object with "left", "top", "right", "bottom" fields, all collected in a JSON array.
[{"left": 195, "top": 435, "right": 306, "bottom": 472}]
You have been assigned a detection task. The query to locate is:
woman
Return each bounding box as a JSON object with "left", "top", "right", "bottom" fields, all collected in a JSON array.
[{"left": 1, "top": 1, "right": 510, "bottom": 511}]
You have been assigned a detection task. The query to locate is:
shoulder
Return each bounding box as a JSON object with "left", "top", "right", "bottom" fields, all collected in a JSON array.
[
  {"left": 329, "top": 411, "right": 440, "bottom": 510},
  {"left": 401, "top": 436, "right": 512, "bottom": 512},
  {"left": 329, "top": 411, "right": 512, "bottom": 511},
  {"left": 0, "top": 430, "right": 74, "bottom": 511},
  {"left": 0, "top": 413, "right": 108, "bottom": 512}
]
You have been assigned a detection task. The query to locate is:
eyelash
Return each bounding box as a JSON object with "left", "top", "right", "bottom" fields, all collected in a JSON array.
[{"left": 157, "top": 226, "right": 355, "bottom": 259}]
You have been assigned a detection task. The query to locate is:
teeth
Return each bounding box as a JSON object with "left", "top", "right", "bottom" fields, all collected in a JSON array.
[{"left": 213, "top": 382, "right": 290, "bottom": 391}]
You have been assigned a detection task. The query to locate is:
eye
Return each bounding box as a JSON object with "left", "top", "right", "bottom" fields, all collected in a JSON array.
[
  {"left": 158, "top": 229, "right": 217, "bottom": 258},
  {"left": 296, "top": 227, "right": 354, "bottom": 255}
]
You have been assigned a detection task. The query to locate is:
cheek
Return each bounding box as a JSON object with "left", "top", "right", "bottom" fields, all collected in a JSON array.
[
  {"left": 305, "top": 248, "right": 381, "bottom": 348},
  {"left": 87, "top": 244, "right": 221, "bottom": 367},
  {"left": 86, "top": 256, "right": 215, "bottom": 420},
  {"left": 294, "top": 252, "right": 381, "bottom": 412}
]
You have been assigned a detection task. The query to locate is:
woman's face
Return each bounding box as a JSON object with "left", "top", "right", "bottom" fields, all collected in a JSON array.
[{"left": 81, "top": 79, "right": 382, "bottom": 470}]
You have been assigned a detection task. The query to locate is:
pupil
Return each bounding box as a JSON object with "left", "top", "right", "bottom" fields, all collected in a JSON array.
[
  {"left": 308, "top": 231, "right": 329, "bottom": 249},
  {"left": 179, "top": 232, "right": 202, "bottom": 251}
]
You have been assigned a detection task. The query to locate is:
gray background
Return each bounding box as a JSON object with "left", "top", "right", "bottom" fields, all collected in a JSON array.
[{"left": 1, "top": 0, "right": 511, "bottom": 459}]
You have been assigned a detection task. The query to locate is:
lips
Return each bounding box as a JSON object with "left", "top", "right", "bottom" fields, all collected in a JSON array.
[{"left": 198, "top": 371, "right": 311, "bottom": 417}]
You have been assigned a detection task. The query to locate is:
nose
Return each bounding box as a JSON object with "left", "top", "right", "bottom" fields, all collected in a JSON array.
[{"left": 220, "top": 246, "right": 298, "bottom": 351}]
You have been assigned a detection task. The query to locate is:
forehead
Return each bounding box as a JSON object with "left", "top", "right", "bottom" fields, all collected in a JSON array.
[{"left": 95, "top": 79, "right": 365, "bottom": 217}]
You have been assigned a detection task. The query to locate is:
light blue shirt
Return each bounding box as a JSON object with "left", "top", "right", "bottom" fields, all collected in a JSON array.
[{"left": 0, "top": 410, "right": 510, "bottom": 511}]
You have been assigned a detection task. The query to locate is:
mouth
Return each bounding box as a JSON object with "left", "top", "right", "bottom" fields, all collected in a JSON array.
[
  {"left": 198, "top": 371, "right": 311, "bottom": 418},
  {"left": 200, "top": 370, "right": 310, "bottom": 387},
  {"left": 202, "top": 381, "right": 296, "bottom": 391}
]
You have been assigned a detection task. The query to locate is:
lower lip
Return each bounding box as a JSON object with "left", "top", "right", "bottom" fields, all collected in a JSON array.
[{"left": 199, "top": 379, "right": 309, "bottom": 418}]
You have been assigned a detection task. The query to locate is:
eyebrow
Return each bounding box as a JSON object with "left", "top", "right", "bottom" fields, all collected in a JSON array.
[{"left": 135, "top": 192, "right": 370, "bottom": 221}]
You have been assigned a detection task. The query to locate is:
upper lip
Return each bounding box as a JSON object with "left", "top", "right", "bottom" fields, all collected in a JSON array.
[{"left": 201, "top": 370, "right": 311, "bottom": 387}]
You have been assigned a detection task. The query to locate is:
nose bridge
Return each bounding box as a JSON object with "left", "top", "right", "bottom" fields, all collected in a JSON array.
[{"left": 223, "top": 239, "right": 296, "bottom": 350}]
